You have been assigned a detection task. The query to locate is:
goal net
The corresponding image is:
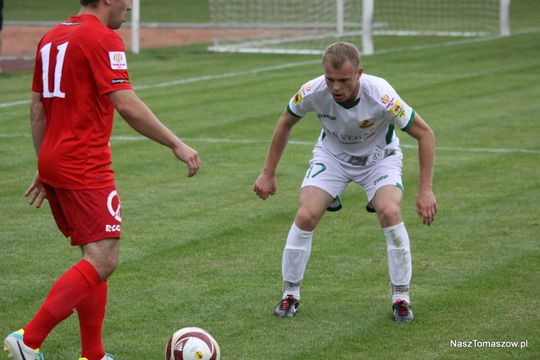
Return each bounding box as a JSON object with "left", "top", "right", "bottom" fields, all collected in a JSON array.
[{"left": 207, "top": 0, "right": 510, "bottom": 56}]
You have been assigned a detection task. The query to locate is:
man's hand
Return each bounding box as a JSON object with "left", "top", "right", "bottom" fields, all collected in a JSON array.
[
  {"left": 253, "top": 173, "right": 277, "bottom": 200},
  {"left": 416, "top": 189, "right": 437, "bottom": 225},
  {"left": 172, "top": 142, "right": 201, "bottom": 177},
  {"left": 24, "top": 172, "right": 47, "bottom": 208}
]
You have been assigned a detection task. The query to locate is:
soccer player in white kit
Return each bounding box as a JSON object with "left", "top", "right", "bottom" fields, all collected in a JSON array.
[{"left": 254, "top": 42, "right": 437, "bottom": 322}]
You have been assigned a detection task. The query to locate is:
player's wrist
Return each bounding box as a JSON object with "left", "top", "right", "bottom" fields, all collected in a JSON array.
[
  {"left": 418, "top": 186, "right": 434, "bottom": 196},
  {"left": 262, "top": 168, "right": 276, "bottom": 177}
]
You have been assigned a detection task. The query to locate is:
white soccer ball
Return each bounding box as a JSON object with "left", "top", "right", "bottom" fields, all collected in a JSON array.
[{"left": 165, "top": 327, "right": 221, "bottom": 360}]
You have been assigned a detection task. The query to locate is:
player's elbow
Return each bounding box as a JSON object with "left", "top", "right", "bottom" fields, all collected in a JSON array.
[{"left": 109, "top": 89, "right": 140, "bottom": 119}]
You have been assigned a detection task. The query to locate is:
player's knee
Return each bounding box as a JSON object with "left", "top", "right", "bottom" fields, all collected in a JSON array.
[
  {"left": 103, "top": 254, "right": 119, "bottom": 278},
  {"left": 295, "top": 210, "right": 320, "bottom": 231},
  {"left": 376, "top": 204, "right": 401, "bottom": 226},
  {"left": 90, "top": 253, "right": 118, "bottom": 281}
]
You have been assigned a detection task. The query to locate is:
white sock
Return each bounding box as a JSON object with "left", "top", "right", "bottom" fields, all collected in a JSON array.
[
  {"left": 383, "top": 222, "right": 412, "bottom": 302},
  {"left": 281, "top": 222, "right": 313, "bottom": 299},
  {"left": 391, "top": 284, "right": 410, "bottom": 303}
]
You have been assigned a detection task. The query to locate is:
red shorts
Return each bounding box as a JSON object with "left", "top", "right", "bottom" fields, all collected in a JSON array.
[{"left": 44, "top": 184, "right": 122, "bottom": 246}]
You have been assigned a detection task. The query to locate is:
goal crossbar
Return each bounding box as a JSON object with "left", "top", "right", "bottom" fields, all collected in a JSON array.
[{"left": 206, "top": 0, "right": 511, "bottom": 56}]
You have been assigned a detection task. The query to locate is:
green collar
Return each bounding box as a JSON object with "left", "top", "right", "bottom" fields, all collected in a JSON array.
[{"left": 337, "top": 97, "right": 360, "bottom": 109}]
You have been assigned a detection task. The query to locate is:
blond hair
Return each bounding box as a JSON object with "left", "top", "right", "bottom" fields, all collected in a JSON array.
[{"left": 322, "top": 42, "right": 361, "bottom": 70}]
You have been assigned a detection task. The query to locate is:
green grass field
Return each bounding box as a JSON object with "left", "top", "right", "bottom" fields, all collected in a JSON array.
[
  {"left": 4, "top": 0, "right": 210, "bottom": 23},
  {"left": 1, "top": 1, "right": 539, "bottom": 359}
]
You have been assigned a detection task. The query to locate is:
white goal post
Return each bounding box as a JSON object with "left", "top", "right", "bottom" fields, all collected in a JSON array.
[
  {"left": 207, "top": 0, "right": 511, "bottom": 56},
  {"left": 131, "top": 0, "right": 140, "bottom": 54}
]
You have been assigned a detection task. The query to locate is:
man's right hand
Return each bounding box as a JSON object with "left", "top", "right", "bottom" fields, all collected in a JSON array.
[
  {"left": 24, "top": 172, "right": 47, "bottom": 208},
  {"left": 253, "top": 173, "right": 277, "bottom": 200}
]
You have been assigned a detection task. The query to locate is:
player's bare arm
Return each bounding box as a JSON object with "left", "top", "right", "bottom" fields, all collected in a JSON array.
[
  {"left": 25, "top": 91, "right": 47, "bottom": 208},
  {"left": 109, "top": 89, "right": 201, "bottom": 177},
  {"left": 406, "top": 113, "right": 437, "bottom": 225},
  {"left": 254, "top": 110, "right": 301, "bottom": 200}
]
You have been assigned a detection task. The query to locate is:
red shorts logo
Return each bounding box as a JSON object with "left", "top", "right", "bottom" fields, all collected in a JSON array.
[
  {"left": 105, "top": 224, "right": 121, "bottom": 232},
  {"left": 107, "top": 190, "right": 122, "bottom": 222}
]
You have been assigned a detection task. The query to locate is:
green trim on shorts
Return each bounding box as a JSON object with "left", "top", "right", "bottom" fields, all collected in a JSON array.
[{"left": 396, "top": 182, "right": 404, "bottom": 191}]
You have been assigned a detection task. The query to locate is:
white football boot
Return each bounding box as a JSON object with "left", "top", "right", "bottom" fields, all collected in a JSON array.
[{"left": 3, "top": 329, "right": 44, "bottom": 360}]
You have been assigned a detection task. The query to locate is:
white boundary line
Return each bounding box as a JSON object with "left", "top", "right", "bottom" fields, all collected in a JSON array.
[
  {"left": 1, "top": 133, "right": 539, "bottom": 154},
  {"left": 0, "top": 60, "right": 319, "bottom": 109},
  {"left": 0, "top": 100, "right": 31, "bottom": 108},
  {"left": 2, "top": 28, "right": 539, "bottom": 109},
  {"left": 135, "top": 60, "right": 319, "bottom": 90}
]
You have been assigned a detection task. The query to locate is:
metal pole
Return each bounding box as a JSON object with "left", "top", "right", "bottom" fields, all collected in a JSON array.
[
  {"left": 336, "top": 0, "right": 344, "bottom": 36},
  {"left": 131, "top": 0, "right": 140, "bottom": 54},
  {"left": 362, "top": 0, "right": 374, "bottom": 55},
  {"left": 499, "top": 0, "right": 511, "bottom": 36}
]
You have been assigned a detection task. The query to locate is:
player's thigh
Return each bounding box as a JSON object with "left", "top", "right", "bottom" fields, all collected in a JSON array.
[
  {"left": 43, "top": 184, "right": 73, "bottom": 237},
  {"left": 358, "top": 153, "right": 404, "bottom": 203},
  {"left": 56, "top": 186, "right": 122, "bottom": 246},
  {"left": 299, "top": 186, "right": 334, "bottom": 214},
  {"left": 301, "top": 151, "right": 349, "bottom": 200},
  {"left": 82, "top": 238, "right": 119, "bottom": 265}
]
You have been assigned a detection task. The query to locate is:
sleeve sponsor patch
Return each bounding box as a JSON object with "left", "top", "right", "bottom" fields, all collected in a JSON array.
[
  {"left": 302, "top": 83, "right": 312, "bottom": 94},
  {"left": 109, "top": 51, "right": 128, "bottom": 70},
  {"left": 381, "top": 94, "right": 396, "bottom": 109},
  {"left": 389, "top": 100, "right": 407, "bottom": 121},
  {"left": 111, "top": 78, "right": 130, "bottom": 85},
  {"left": 292, "top": 90, "right": 303, "bottom": 105}
]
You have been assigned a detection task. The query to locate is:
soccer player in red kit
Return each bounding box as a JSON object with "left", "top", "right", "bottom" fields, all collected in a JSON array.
[{"left": 3, "top": 1, "right": 200, "bottom": 359}]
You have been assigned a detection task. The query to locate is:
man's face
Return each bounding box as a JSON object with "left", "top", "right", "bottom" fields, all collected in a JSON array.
[
  {"left": 323, "top": 60, "right": 362, "bottom": 104},
  {"left": 108, "top": 0, "right": 131, "bottom": 29}
]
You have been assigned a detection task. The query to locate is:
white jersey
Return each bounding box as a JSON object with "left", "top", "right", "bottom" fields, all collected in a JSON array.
[{"left": 288, "top": 74, "right": 415, "bottom": 166}]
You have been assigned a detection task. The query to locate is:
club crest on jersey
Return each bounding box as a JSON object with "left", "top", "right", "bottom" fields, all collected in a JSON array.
[
  {"left": 292, "top": 90, "right": 303, "bottom": 104},
  {"left": 389, "top": 100, "right": 406, "bottom": 120},
  {"left": 109, "top": 51, "right": 128, "bottom": 70},
  {"left": 358, "top": 118, "right": 374, "bottom": 128}
]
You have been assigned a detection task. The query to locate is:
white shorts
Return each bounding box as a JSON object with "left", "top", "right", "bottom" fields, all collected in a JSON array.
[{"left": 301, "top": 146, "right": 404, "bottom": 203}]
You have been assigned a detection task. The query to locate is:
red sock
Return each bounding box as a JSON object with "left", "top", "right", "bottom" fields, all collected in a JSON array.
[
  {"left": 78, "top": 281, "right": 108, "bottom": 360},
  {"left": 23, "top": 259, "right": 100, "bottom": 349}
]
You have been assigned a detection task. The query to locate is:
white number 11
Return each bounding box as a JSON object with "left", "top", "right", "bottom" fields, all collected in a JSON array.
[{"left": 40, "top": 41, "right": 69, "bottom": 98}]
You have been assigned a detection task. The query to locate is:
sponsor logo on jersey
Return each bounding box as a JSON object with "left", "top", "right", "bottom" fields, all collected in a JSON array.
[
  {"left": 112, "top": 78, "right": 131, "bottom": 85},
  {"left": 389, "top": 100, "right": 406, "bottom": 120},
  {"left": 359, "top": 118, "right": 374, "bottom": 128},
  {"left": 109, "top": 51, "right": 128, "bottom": 70},
  {"left": 292, "top": 90, "right": 303, "bottom": 104},
  {"left": 317, "top": 113, "right": 336, "bottom": 121}
]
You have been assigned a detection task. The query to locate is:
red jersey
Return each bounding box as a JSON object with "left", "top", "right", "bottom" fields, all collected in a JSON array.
[{"left": 32, "top": 14, "right": 133, "bottom": 189}]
